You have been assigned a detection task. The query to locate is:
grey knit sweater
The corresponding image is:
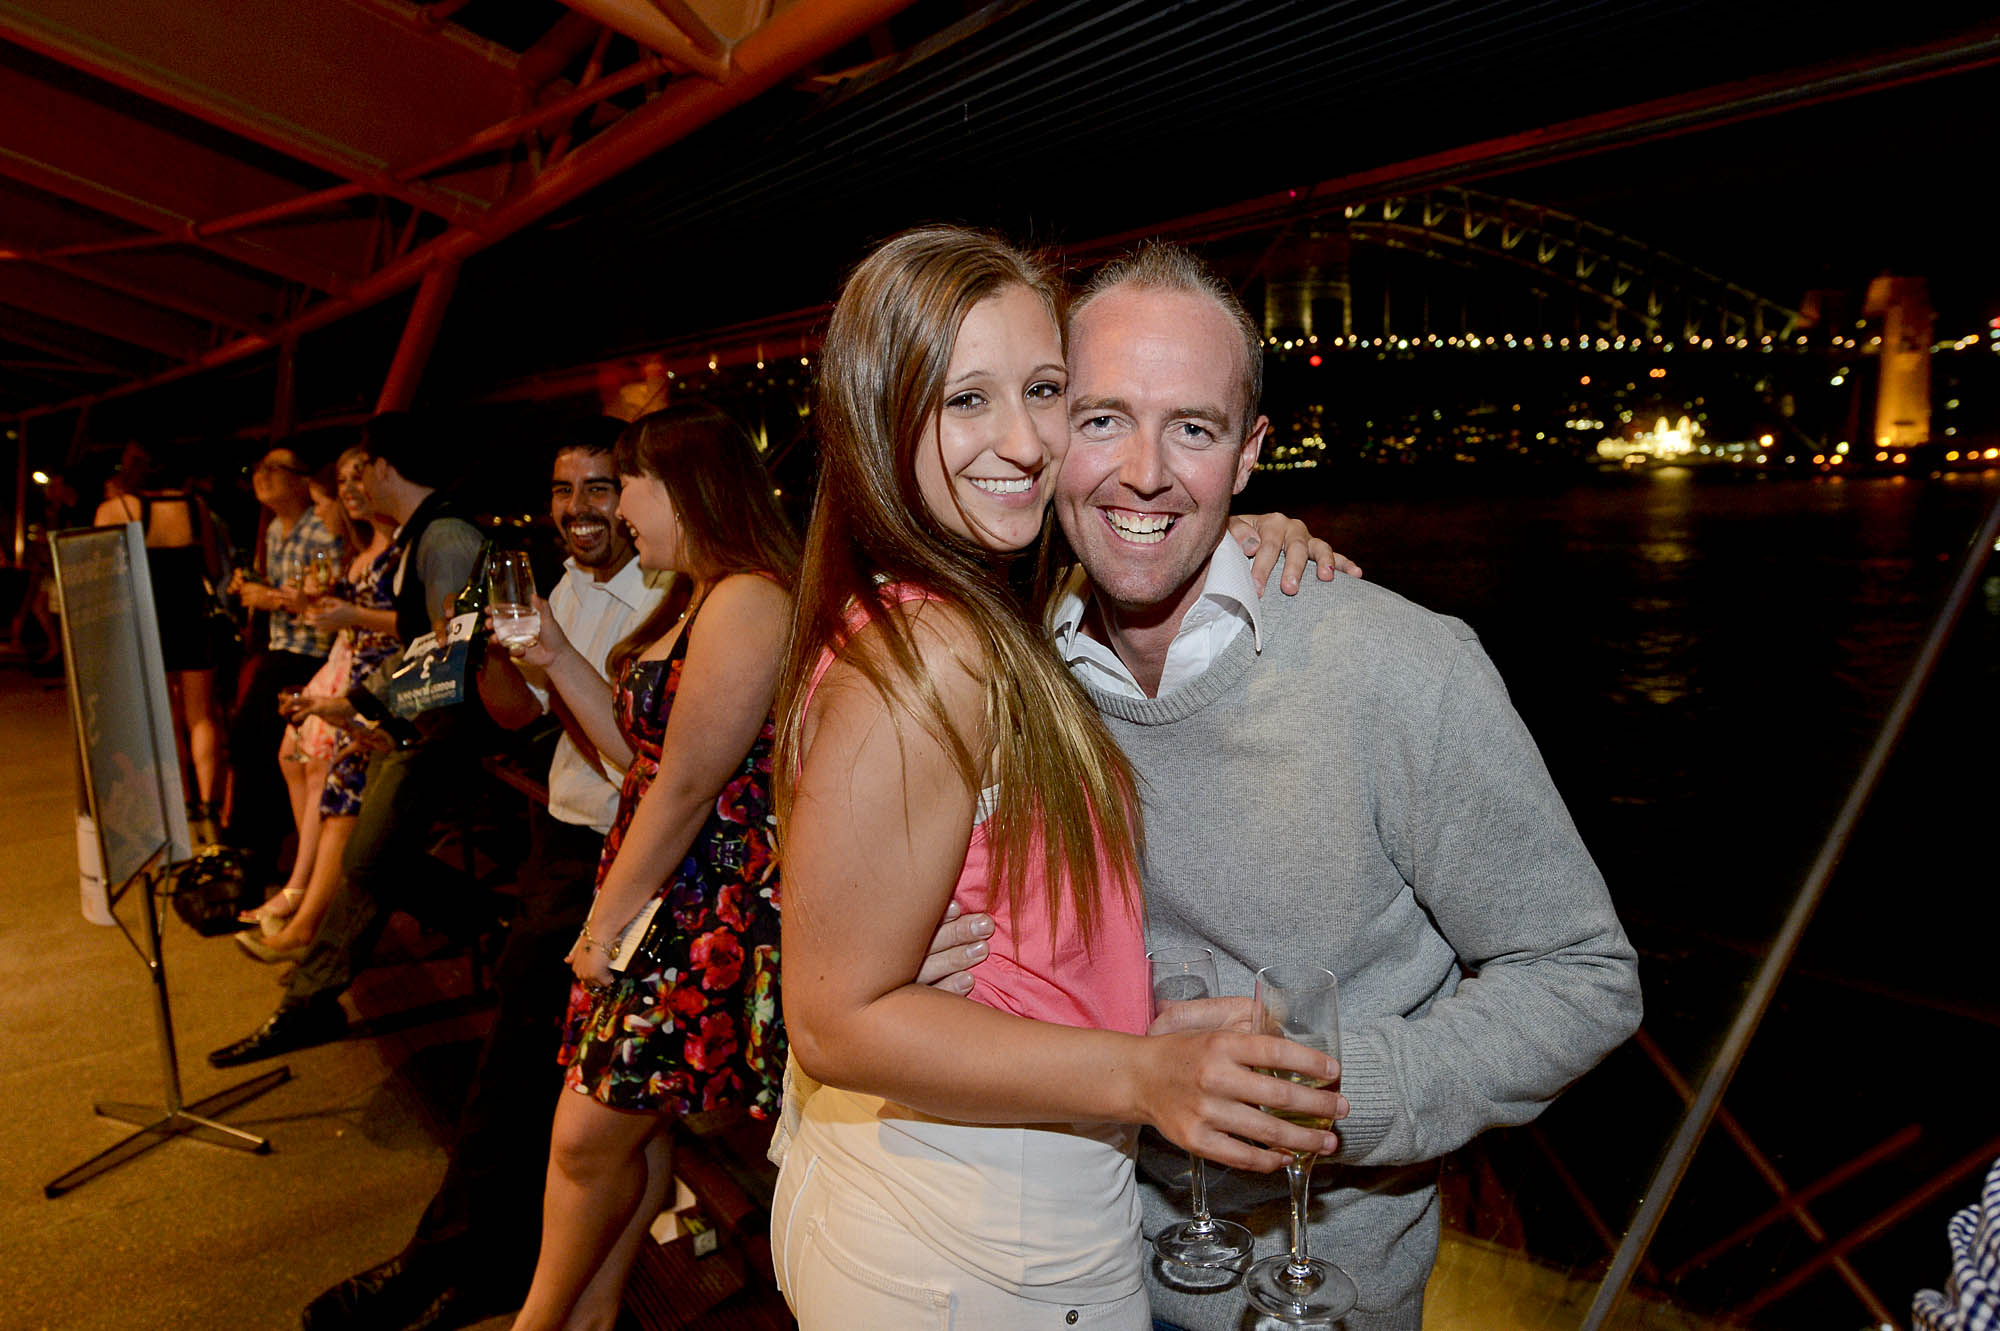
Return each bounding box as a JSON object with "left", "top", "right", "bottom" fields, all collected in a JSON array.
[{"left": 1078, "top": 565, "right": 1642, "bottom": 1330}]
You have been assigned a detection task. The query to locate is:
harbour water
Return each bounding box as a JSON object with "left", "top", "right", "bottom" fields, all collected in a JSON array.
[{"left": 1256, "top": 463, "right": 2000, "bottom": 1325}]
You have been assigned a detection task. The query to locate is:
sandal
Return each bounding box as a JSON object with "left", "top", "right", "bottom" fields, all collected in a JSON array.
[
  {"left": 240, "top": 886, "right": 305, "bottom": 937},
  {"left": 235, "top": 932, "right": 308, "bottom": 965}
]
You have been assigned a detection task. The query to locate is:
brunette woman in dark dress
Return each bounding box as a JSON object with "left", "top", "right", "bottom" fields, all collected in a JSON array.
[{"left": 94, "top": 442, "right": 230, "bottom": 830}]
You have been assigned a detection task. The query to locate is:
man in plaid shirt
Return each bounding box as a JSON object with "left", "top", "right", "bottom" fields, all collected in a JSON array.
[{"left": 224, "top": 444, "right": 339, "bottom": 879}]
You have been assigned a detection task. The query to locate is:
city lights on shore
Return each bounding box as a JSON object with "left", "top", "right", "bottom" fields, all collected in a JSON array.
[{"left": 1251, "top": 326, "right": 2000, "bottom": 358}]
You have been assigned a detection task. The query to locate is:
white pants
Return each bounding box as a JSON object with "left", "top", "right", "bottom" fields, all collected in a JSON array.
[{"left": 774, "top": 1146, "right": 1151, "bottom": 1330}]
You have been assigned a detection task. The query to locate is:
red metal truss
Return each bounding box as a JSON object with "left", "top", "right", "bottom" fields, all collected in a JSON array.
[{"left": 0, "top": 0, "right": 923, "bottom": 421}]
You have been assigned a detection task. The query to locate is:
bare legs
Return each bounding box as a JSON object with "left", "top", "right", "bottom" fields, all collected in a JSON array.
[
  {"left": 260, "top": 814, "right": 354, "bottom": 950},
  {"left": 280, "top": 727, "right": 313, "bottom": 840},
  {"left": 175, "top": 667, "right": 226, "bottom": 809},
  {"left": 569, "top": 1132, "right": 674, "bottom": 1331},
  {"left": 511, "top": 1091, "right": 671, "bottom": 1331},
  {"left": 246, "top": 733, "right": 329, "bottom": 930}
]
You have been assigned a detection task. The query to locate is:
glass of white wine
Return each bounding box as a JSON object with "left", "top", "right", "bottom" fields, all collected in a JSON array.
[
  {"left": 1148, "top": 946, "right": 1255, "bottom": 1270},
  {"left": 1244, "top": 963, "right": 1357, "bottom": 1323},
  {"left": 486, "top": 550, "right": 540, "bottom": 649}
]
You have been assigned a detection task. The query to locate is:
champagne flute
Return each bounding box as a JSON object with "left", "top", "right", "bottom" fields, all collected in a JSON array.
[
  {"left": 1244, "top": 964, "right": 1356, "bottom": 1322},
  {"left": 276, "top": 687, "right": 309, "bottom": 764},
  {"left": 308, "top": 549, "right": 343, "bottom": 600},
  {"left": 1148, "top": 947, "right": 1255, "bottom": 1270},
  {"left": 486, "top": 549, "right": 540, "bottom": 648}
]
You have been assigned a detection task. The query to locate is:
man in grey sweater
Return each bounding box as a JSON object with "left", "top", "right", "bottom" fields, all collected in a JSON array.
[{"left": 1044, "top": 242, "right": 1643, "bottom": 1330}]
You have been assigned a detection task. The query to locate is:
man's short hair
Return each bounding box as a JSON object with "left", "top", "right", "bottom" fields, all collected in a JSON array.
[
  {"left": 551, "top": 416, "right": 626, "bottom": 467},
  {"left": 364, "top": 407, "right": 454, "bottom": 489},
  {"left": 1072, "top": 240, "right": 1264, "bottom": 424}
]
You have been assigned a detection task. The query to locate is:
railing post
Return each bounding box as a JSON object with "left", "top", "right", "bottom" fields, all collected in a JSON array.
[{"left": 1579, "top": 490, "right": 2000, "bottom": 1329}]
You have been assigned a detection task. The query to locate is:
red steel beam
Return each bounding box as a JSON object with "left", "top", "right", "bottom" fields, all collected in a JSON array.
[
  {"left": 15, "top": 0, "right": 922, "bottom": 421},
  {"left": 555, "top": 0, "right": 730, "bottom": 81},
  {"left": 0, "top": 321, "right": 139, "bottom": 377},
  {"left": 28, "top": 254, "right": 263, "bottom": 334},
  {"left": 2, "top": 52, "right": 678, "bottom": 270},
  {"left": 517, "top": 10, "right": 610, "bottom": 91},
  {"left": 0, "top": 267, "right": 211, "bottom": 358},
  {"left": 0, "top": 61, "right": 362, "bottom": 295},
  {"left": 0, "top": 1, "right": 519, "bottom": 222},
  {"left": 375, "top": 261, "right": 461, "bottom": 413}
]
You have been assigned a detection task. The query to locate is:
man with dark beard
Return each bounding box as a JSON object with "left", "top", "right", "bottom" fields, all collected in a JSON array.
[{"left": 301, "top": 417, "right": 666, "bottom": 1331}]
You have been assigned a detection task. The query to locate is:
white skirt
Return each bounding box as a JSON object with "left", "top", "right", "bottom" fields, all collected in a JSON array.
[{"left": 772, "top": 1078, "right": 1146, "bottom": 1328}]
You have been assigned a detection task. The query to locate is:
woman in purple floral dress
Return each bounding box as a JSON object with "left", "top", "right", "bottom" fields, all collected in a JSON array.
[{"left": 505, "top": 405, "right": 797, "bottom": 1331}]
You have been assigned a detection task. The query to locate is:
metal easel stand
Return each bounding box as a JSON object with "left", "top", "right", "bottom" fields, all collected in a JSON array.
[{"left": 43, "top": 860, "right": 292, "bottom": 1198}]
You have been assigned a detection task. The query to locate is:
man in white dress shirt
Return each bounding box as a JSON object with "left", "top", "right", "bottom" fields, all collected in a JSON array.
[{"left": 302, "top": 418, "right": 668, "bottom": 1331}]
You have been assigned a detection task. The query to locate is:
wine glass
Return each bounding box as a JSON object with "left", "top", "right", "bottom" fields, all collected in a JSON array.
[
  {"left": 308, "top": 549, "right": 343, "bottom": 599},
  {"left": 486, "top": 550, "right": 540, "bottom": 649},
  {"left": 1148, "top": 947, "right": 1255, "bottom": 1270},
  {"left": 1244, "top": 964, "right": 1356, "bottom": 1322},
  {"left": 276, "top": 688, "right": 309, "bottom": 764}
]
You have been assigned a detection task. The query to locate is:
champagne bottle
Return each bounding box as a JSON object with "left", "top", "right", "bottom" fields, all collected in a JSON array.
[
  {"left": 446, "top": 538, "right": 494, "bottom": 668},
  {"left": 450, "top": 539, "right": 494, "bottom": 622}
]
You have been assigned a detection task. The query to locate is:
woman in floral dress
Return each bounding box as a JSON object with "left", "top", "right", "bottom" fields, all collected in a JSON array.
[{"left": 505, "top": 405, "right": 798, "bottom": 1331}]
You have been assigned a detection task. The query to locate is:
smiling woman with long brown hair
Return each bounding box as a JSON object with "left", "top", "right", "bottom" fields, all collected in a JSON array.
[{"left": 770, "top": 226, "right": 1343, "bottom": 1328}]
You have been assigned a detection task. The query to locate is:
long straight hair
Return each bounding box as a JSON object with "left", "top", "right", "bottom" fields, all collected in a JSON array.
[
  {"left": 608, "top": 404, "right": 801, "bottom": 675},
  {"left": 775, "top": 225, "right": 1142, "bottom": 950},
  {"left": 316, "top": 446, "right": 374, "bottom": 553}
]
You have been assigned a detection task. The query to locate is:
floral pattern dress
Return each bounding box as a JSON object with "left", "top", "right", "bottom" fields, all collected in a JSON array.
[
  {"left": 297, "top": 541, "right": 402, "bottom": 817},
  {"left": 557, "top": 610, "right": 784, "bottom": 1119}
]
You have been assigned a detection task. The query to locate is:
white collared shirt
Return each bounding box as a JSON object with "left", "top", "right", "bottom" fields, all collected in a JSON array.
[
  {"left": 528, "top": 556, "right": 669, "bottom": 832},
  {"left": 1048, "top": 537, "right": 1264, "bottom": 699}
]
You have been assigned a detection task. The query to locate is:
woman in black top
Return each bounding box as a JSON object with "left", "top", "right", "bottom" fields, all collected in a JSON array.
[{"left": 93, "top": 442, "right": 230, "bottom": 828}]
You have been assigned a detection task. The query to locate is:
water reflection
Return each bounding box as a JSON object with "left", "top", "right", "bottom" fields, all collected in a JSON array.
[{"left": 1264, "top": 465, "right": 2000, "bottom": 1327}]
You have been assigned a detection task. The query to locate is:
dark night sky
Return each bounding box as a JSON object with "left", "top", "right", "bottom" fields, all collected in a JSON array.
[{"left": 1485, "top": 67, "right": 1998, "bottom": 324}]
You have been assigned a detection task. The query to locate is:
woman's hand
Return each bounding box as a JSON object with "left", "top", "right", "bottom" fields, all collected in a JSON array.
[
  {"left": 916, "top": 901, "right": 994, "bottom": 996},
  {"left": 304, "top": 595, "right": 360, "bottom": 627},
  {"left": 493, "top": 593, "right": 568, "bottom": 668},
  {"left": 237, "top": 581, "right": 278, "bottom": 612},
  {"left": 292, "top": 695, "right": 357, "bottom": 724},
  {"left": 1132, "top": 1028, "right": 1347, "bottom": 1172},
  {"left": 306, "top": 597, "right": 359, "bottom": 630},
  {"left": 565, "top": 925, "right": 617, "bottom": 991},
  {"left": 342, "top": 724, "right": 396, "bottom": 758},
  {"left": 1229, "top": 513, "right": 1363, "bottom": 594}
]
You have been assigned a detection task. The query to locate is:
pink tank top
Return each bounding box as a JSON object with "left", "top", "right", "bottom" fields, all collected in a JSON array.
[{"left": 801, "top": 584, "right": 1150, "bottom": 1037}]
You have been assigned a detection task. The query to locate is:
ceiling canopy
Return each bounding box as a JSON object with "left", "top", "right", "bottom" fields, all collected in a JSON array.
[{"left": 4, "top": 0, "right": 1996, "bottom": 429}]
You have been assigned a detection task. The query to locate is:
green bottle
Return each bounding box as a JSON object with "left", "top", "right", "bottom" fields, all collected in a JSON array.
[
  {"left": 450, "top": 539, "right": 494, "bottom": 621},
  {"left": 447, "top": 538, "right": 494, "bottom": 667}
]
